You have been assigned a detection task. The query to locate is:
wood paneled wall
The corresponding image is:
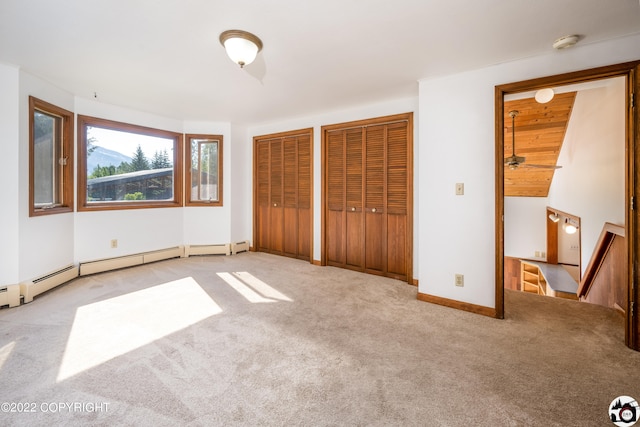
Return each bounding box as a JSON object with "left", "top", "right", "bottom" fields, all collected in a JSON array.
[
  {"left": 581, "top": 234, "right": 627, "bottom": 315},
  {"left": 504, "top": 256, "right": 521, "bottom": 291}
]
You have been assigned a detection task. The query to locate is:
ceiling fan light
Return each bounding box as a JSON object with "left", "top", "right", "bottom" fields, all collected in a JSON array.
[
  {"left": 535, "top": 88, "right": 554, "bottom": 104},
  {"left": 219, "top": 30, "right": 263, "bottom": 68}
]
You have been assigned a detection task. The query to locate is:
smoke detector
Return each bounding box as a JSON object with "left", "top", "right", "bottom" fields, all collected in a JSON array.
[{"left": 553, "top": 35, "right": 580, "bottom": 50}]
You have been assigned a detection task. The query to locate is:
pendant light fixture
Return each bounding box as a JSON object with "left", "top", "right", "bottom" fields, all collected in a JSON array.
[{"left": 219, "top": 29, "right": 263, "bottom": 68}]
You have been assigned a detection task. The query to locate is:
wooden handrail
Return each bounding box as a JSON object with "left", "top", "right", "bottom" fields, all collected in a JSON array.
[{"left": 577, "top": 222, "right": 625, "bottom": 298}]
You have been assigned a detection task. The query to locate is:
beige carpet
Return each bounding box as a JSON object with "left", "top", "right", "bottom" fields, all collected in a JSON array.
[{"left": 0, "top": 252, "right": 638, "bottom": 426}]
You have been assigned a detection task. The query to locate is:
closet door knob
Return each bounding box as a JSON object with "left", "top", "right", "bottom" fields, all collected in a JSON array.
[
  {"left": 372, "top": 208, "right": 377, "bottom": 213},
  {"left": 273, "top": 203, "right": 277, "bottom": 207},
  {"left": 351, "top": 207, "right": 356, "bottom": 212}
]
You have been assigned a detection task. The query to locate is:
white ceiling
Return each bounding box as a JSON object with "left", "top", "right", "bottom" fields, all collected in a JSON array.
[{"left": 1, "top": 0, "right": 639, "bottom": 125}]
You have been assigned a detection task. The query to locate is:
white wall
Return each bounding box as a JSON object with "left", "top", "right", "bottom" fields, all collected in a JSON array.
[
  {"left": 504, "top": 197, "right": 548, "bottom": 260},
  {"left": 229, "top": 124, "right": 252, "bottom": 244},
  {"left": 183, "top": 120, "right": 233, "bottom": 246},
  {"left": 558, "top": 226, "right": 580, "bottom": 265},
  {"left": 548, "top": 78, "right": 626, "bottom": 274},
  {"left": 247, "top": 96, "right": 419, "bottom": 272},
  {"left": 418, "top": 34, "right": 640, "bottom": 309},
  {"left": 0, "top": 63, "right": 20, "bottom": 285}
]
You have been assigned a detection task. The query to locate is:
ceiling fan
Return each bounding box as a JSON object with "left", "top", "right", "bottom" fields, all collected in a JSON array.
[{"left": 504, "top": 110, "right": 562, "bottom": 170}]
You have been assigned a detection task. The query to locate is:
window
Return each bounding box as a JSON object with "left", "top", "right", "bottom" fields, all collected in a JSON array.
[
  {"left": 77, "top": 115, "right": 183, "bottom": 211},
  {"left": 29, "top": 97, "right": 74, "bottom": 217},
  {"left": 185, "top": 134, "right": 223, "bottom": 206}
]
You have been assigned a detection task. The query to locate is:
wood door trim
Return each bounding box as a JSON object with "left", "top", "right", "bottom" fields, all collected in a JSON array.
[
  {"left": 546, "top": 207, "right": 559, "bottom": 265},
  {"left": 495, "top": 60, "right": 640, "bottom": 351},
  {"left": 417, "top": 292, "right": 497, "bottom": 317}
]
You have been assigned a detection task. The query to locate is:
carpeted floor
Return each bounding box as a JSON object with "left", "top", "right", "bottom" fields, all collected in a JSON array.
[{"left": 0, "top": 252, "right": 638, "bottom": 426}]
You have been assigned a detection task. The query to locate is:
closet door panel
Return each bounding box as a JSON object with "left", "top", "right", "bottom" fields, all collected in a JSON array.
[
  {"left": 387, "top": 123, "right": 408, "bottom": 215},
  {"left": 283, "top": 208, "right": 298, "bottom": 256},
  {"left": 298, "top": 208, "right": 311, "bottom": 259},
  {"left": 364, "top": 125, "right": 385, "bottom": 214},
  {"left": 257, "top": 206, "right": 270, "bottom": 252},
  {"left": 322, "top": 113, "right": 411, "bottom": 282},
  {"left": 256, "top": 140, "right": 271, "bottom": 252},
  {"left": 345, "top": 128, "right": 364, "bottom": 268},
  {"left": 297, "top": 135, "right": 311, "bottom": 260},
  {"left": 326, "top": 131, "right": 345, "bottom": 265},
  {"left": 326, "top": 210, "right": 344, "bottom": 265},
  {"left": 387, "top": 214, "right": 407, "bottom": 278},
  {"left": 386, "top": 122, "right": 409, "bottom": 279},
  {"left": 364, "top": 125, "right": 386, "bottom": 272},
  {"left": 282, "top": 137, "right": 298, "bottom": 257},
  {"left": 365, "top": 212, "right": 384, "bottom": 272},
  {"left": 346, "top": 211, "right": 363, "bottom": 267},
  {"left": 269, "top": 139, "right": 283, "bottom": 254},
  {"left": 255, "top": 129, "right": 313, "bottom": 262}
]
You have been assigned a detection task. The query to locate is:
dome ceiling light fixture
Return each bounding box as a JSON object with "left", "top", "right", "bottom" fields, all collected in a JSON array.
[
  {"left": 535, "top": 88, "right": 555, "bottom": 104},
  {"left": 219, "top": 29, "right": 263, "bottom": 68},
  {"left": 552, "top": 34, "right": 580, "bottom": 50}
]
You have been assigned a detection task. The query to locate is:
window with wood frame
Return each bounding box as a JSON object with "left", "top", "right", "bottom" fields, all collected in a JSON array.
[
  {"left": 77, "top": 115, "right": 183, "bottom": 211},
  {"left": 29, "top": 96, "right": 74, "bottom": 217},
  {"left": 185, "top": 134, "right": 223, "bottom": 206}
]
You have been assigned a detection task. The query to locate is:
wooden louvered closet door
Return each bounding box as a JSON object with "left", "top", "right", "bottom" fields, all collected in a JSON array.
[
  {"left": 254, "top": 130, "right": 312, "bottom": 261},
  {"left": 323, "top": 113, "right": 412, "bottom": 282}
]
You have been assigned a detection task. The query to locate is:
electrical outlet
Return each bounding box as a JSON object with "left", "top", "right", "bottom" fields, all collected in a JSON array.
[
  {"left": 535, "top": 251, "right": 541, "bottom": 257},
  {"left": 455, "top": 183, "right": 464, "bottom": 195},
  {"left": 110, "top": 239, "right": 118, "bottom": 248},
  {"left": 455, "top": 274, "right": 464, "bottom": 287}
]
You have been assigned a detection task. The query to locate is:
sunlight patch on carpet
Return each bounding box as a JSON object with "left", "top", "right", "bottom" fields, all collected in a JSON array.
[
  {"left": 217, "top": 272, "right": 286, "bottom": 303},
  {"left": 57, "top": 277, "right": 221, "bottom": 382},
  {"left": 232, "top": 272, "right": 292, "bottom": 302},
  {"left": 0, "top": 341, "right": 16, "bottom": 373}
]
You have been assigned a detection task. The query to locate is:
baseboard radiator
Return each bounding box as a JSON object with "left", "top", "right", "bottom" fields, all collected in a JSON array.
[
  {"left": 3, "top": 241, "right": 250, "bottom": 308},
  {"left": 80, "top": 246, "right": 185, "bottom": 276},
  {"left": 0, "top": 285, "right": 21, "bottom": 308},
  {"left": 20, "top": 264, "right": 79, "bottom": 304},
  {"left": 185, "top": 244, "right": 230, "bottom": 257},
  {"left": 231, "top": 240, "right": 250, "bottom": 255}
]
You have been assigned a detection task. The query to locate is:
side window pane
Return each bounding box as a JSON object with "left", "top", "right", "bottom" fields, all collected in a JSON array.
[
  {"left": 29, "top": 96, "right": 73, "bottom": 217},
  {"left": 186, "top": 135, "right": 223, "bottom": 206},
  {"left": 192, "top": 139, "right": 219, "bottom": 202},
  {"left": 33, "top": 111, "right": 57, "bottom": 206}
]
